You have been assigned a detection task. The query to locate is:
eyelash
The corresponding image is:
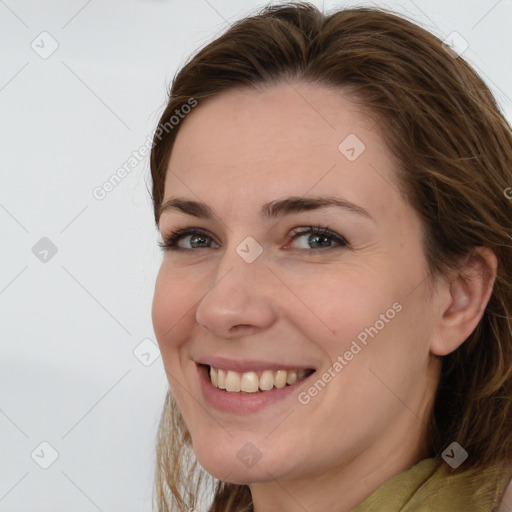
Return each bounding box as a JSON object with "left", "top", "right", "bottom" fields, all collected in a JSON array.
[{"left": 157, "top": 225, "right": 348, "bottom": 252}]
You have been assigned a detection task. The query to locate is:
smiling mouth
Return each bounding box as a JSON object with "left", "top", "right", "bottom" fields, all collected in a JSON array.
[{"left": 202, "top": 364, "right": 315, "bottom": 393}]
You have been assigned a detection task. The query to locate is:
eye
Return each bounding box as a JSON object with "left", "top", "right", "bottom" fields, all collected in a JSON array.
[
  {"left": 287, "top": 225, "right": 348, "bottom": 250},
  {"left": 157, "top": 225, "right": 348, "bottom": 253},
  {"left": 158, "top": 228, "right": 219, "bottom": 251}
]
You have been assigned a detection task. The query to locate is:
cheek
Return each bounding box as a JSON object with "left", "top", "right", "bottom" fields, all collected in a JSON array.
[
  {"left": 283, "top": 264, "right": 395, "bottom": 353},
  {"left": 151, "top": 266, "right": 203, "bottom": 419},
  {"left": 151, "top": 264, "right": 200, "bottom": 359}
]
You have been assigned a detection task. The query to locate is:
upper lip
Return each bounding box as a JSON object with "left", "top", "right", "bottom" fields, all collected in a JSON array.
[{"left": 195, "top": 356, "right": 316, "bottom": 373}]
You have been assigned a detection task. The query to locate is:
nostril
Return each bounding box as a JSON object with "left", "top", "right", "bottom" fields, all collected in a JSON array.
[{"left": 230, "top": 324, "right": 254, "bottom": 333}]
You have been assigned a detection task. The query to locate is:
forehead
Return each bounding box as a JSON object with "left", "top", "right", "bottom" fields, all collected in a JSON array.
[{"left": 164, "top": 82, "right": 401, "bottom": 217}]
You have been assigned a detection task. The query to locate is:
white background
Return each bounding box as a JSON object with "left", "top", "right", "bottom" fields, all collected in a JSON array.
[{"left": 1, "top": 0, "right": 511, "bottom": 510}]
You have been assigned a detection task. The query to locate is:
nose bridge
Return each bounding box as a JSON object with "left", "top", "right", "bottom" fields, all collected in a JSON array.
[
  {"left": 201, "top": 226, "right": 263, "bottom": 281},
  {"left": 208, "top": 237, "right": 268, "bottom": 304},
  {"left": 195, "top": 236, "right": 275, "bottom": 335}
]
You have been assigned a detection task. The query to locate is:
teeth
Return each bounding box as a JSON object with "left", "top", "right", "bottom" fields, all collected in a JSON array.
[
  {"left": 207, "top": 366, "right": 312, "bottom": 393},
  {"left": 259, "top": 370, "right": 274, "bottom": 391},
  {"left": 217, "top": 368, "right": 226, "bottom": 390},
  {"left": 225, "top": 370, "right": 241, "bottom": 392},
  {"left": 241, "top": 372, "right": 259, "bottom": 393},
  {"left": 297, "top": 369, "right": 307, "bottom": 380},
  {"left": 274, "top": 370, "right": 287, "bottom": 389},
  {"left": 209, "top": 366, "right": 217, "bottom": 387},
  {"left": 286, "top": 371, "right": 297, "bottom": 385}
]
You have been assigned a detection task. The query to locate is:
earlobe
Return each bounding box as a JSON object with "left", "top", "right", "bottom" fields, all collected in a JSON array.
[{"left": 430, "top": 247, "right": 497, "bottom": 357}]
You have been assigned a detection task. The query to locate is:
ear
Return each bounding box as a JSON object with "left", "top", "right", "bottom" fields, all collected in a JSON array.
[{"left": 430, "top": 247, "right": 497, "bottom": 357}]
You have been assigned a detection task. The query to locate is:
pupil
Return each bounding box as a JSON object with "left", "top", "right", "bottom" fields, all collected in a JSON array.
[
  {"left": 191, "top": 235, "right": 209, "bottom": 248},
  {"left": 310, "top": 234, "right": 330, "bottom": 248}
]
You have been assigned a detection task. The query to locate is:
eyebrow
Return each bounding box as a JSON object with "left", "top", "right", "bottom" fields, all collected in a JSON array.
[{"left": 158, "top": 195, "right": 374, "bottom": 222}]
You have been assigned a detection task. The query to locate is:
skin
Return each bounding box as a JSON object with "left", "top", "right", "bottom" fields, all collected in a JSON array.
[{"left": 151, "top": 81, "right": 496, "bottom": 511}]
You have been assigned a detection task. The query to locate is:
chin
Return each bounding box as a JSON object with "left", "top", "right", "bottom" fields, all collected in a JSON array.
[
  {"left": 191, "top": 437, "right": 295, "bottom": 485},
  {"left": 198, "top": 458, "right": 273, "bottom": 485}
]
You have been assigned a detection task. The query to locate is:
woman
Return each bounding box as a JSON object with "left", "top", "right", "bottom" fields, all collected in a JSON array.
[{"left": 149, "top": 3, "right": 512, "bottom": 511}]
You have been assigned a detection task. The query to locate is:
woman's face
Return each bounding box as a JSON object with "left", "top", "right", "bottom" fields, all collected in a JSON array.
[{"left": 152, "top": 82, "right": 442, "bottom": 486}]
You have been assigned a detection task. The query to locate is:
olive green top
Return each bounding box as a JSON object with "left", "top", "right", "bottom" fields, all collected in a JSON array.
[{"left": 351, "top": 457, "right": 510, "bottom": 512}]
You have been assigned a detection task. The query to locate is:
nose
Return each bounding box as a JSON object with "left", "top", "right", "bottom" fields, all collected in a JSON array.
[{"left": 195, "top": 247, "right": 277, "bottom": 338}]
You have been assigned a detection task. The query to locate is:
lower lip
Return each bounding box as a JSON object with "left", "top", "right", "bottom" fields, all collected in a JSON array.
[{"left": 197, "top": 364, "right": 314, "bottom": 413}]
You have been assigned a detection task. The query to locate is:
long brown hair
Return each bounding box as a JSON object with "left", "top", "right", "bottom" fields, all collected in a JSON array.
[{"left": 149, "top": 3, "right": 512, "bottom": 510}]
